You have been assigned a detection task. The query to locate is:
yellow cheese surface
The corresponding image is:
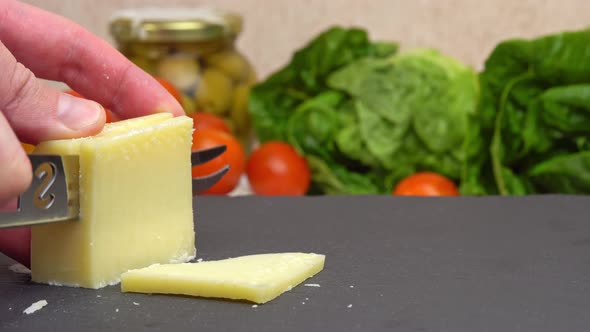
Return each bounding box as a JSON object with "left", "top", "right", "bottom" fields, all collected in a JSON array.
[
  {"left": 31, "top": 113, "right": 196, "bottom": 289},
  {"left": 121, "top": 253, "right": 325, "bottom": 304}
]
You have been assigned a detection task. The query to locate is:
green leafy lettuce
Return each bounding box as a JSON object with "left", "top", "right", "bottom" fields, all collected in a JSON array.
[
  {"left": 462, "top": 29, "right": 590, "bottom": 195},
  {"left": 249, "top": 26, "right": 479, "bottom": 194}
]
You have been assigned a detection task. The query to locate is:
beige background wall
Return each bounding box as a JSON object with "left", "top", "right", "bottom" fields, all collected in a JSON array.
[{"left": 21, "top": 0, "right": 590, "bottom": 78}]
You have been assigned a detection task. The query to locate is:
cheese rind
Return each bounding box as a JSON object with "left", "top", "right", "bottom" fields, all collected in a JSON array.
[
  {"left": 121, "top": 253, "right": 325, "bottom": 304},
  {"left": 31, "top": 114, "right": 195, "bottom": 289}
]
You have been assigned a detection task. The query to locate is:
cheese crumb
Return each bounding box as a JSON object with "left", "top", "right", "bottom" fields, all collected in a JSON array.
[
  {"left": 115, "top": 308, "right": 119, "bottom": 312},
  {"left": 23, "top": 300, "right": 48, "bottom": 315},
  {"left": 350, "top": 285, "right": 354, "bottom": 288},
  {"left": 302, "top": 302, "right": 306, "bottom": 305},
  {"left": 347, "top": 304, "right": 353, "bottom": 308},
  {"left": 304, "top": 283, "right": 320, "bottom": 287},
  {"left": 96, "top": 295, "right": 102, "bottom": 298},
  {"left": 133, "top": 302, "right": 140, "bottom": 306},
  {"left": 252, "top": 305, "right": 258, "bottom": 308}
]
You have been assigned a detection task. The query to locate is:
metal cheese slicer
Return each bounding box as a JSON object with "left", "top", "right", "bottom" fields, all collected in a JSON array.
[{"left": 0, "top": 145, "right": 229, "bottom": 229}]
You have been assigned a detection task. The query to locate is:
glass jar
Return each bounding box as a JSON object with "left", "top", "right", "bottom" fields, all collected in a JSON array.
[{"left": 109, "top": 8, "right": 257, "bottom": 151}]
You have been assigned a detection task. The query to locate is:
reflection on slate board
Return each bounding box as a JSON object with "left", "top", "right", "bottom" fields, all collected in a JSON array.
[{"left": 1, "top": 195, "right": 590, "bottom": 332}]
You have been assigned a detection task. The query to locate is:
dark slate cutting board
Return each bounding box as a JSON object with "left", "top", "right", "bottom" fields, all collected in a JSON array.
[{"left": 1, "top": 195, "right": 590, "bottom": 332}]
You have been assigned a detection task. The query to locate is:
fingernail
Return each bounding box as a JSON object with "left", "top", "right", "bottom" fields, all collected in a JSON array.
[
  {"left": 156, "top": 101, "right": 185, "bottom": 117},
  {"left": 57, "top": 93, "right": 103, "bottom": 131}
]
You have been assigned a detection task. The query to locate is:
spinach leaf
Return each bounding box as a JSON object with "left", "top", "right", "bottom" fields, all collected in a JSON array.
[
  {"left": 306, "top": 156, "right": 382, "bottom": 195},
  {"left": 248, "top": 26, "right": 400, "bottom": 194},
  {"left": 355, "top": 101, "right": 403, "bottom": 169},
  {"left": 285, "top": 91, "right": 345, "bottom": 160},
  {"left": 249, "top": 27, "right": 398, "bottom": 142},
  {"left": 335, "top": 125, "right": 380, "bottom": 167},
  {"left": 335, "top": 108, "right": 382, "bottom": 168},
  {"left": 489, "top": 70, "right": 535, "bottom": 195},
  {"left": 528, "top": 152, "right": 590, "bottom": 193},
  {"left": 537, "top": 85, "right": 590, "bottom": 135},
  {"left": 466, "top": 28, "right": 590, "bottom": 195},
  {"left": 329, "top": 49, "right": 478, "bottom": 178},
  {"left": 394, "top": 50, "right": 478, "bottom": 154}
]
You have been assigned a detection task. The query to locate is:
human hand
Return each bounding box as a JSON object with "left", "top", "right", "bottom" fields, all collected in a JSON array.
[
  {"left": 0, "top": 199, "right": 29, "bottom": 267},
  {"left": 0, "top": 0, "right": 185, "bottom": 266}
]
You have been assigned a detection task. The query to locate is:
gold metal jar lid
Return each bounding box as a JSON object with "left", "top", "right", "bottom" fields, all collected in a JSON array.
[{"left": 109, "top": 7, "right": 243, "bottom": 43}]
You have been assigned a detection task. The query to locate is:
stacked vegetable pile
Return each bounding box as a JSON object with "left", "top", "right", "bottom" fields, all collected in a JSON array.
[{"left": 249, "top": 27, "right": 590, "bottom": 195}]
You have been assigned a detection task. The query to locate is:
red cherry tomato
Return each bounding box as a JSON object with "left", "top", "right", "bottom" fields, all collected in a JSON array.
[
  {"left": 64, "top": 90, "right": 84, "bottom": 98},
  {"left": 191, "top": 128, "right": 246, "bottom": 195},
  {"left": 155, "top": 77, "right": 183, "bottom": 105},
  {"left": 21, "top": 143, "right": 35, "bottom": 153},
  {"left": 191, "top": 112, "right": 231, "bottom": 134},
  {"left": 246, "top": 141, "right": 310, "bottom": 196},
  {"left": 393, "top": 172, "right": 459, "bottom": 196}
]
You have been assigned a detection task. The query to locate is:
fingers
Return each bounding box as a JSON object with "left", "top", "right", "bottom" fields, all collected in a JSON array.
[
  {"left": 0, "top": 0, "right": 185, "bottom": 119},
  {"left": 0, "top": 202, "right": 31, "bottom": 266},
  {"left": 0, "top": 227, "right": 31, "bottom": 267},
  {"left": 0, "top": 111, "right": 32, "bottom": 205},
  {"left": 0, "top": 40, "right": 106, "bottom": 144}
]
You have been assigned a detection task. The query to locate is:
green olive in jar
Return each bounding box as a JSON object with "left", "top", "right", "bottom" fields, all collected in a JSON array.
[
  {"left": 181, "top": 93, "right": 197, "bottom": 116},
  {"left": 205, "top": 50, "right": 250, "bottom": 82},
  {"left": 195, "top": 68, "right": 233, "bottom": 115},
  {"left": 110, "top": 7, "right": 256, "bottom": 151},
  {"left": 129, "top": 56, "right": 158, "bottom": 75},
  {"left": 156, "top": 57, "right": 201, "bottom": 93},
  {"left": 230, "top": 84, "right": 250, "bottom": 134}
]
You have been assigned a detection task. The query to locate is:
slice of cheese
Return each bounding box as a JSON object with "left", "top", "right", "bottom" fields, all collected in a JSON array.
[
  {"left": 31, "top": 113, "right": 195, "bottom": 289},
  {"left": 121, "top": 253, "right": 325, "bottom": 304}
]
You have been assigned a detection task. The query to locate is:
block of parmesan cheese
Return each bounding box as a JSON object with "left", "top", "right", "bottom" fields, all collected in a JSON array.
[
  {"left": 31, "top": 113, "right": 195, "bottom": 289},
  {"left": 121, "top": 253, "right": 325, "bottom": 304}
]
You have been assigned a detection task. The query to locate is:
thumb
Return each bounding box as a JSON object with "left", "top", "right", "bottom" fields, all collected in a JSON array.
[
  {"left": 0, "top": 40, "right": 106, "bottom": 144},
  {"left": 0, "top": 40, "right": 105, "bottom": 206}
]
